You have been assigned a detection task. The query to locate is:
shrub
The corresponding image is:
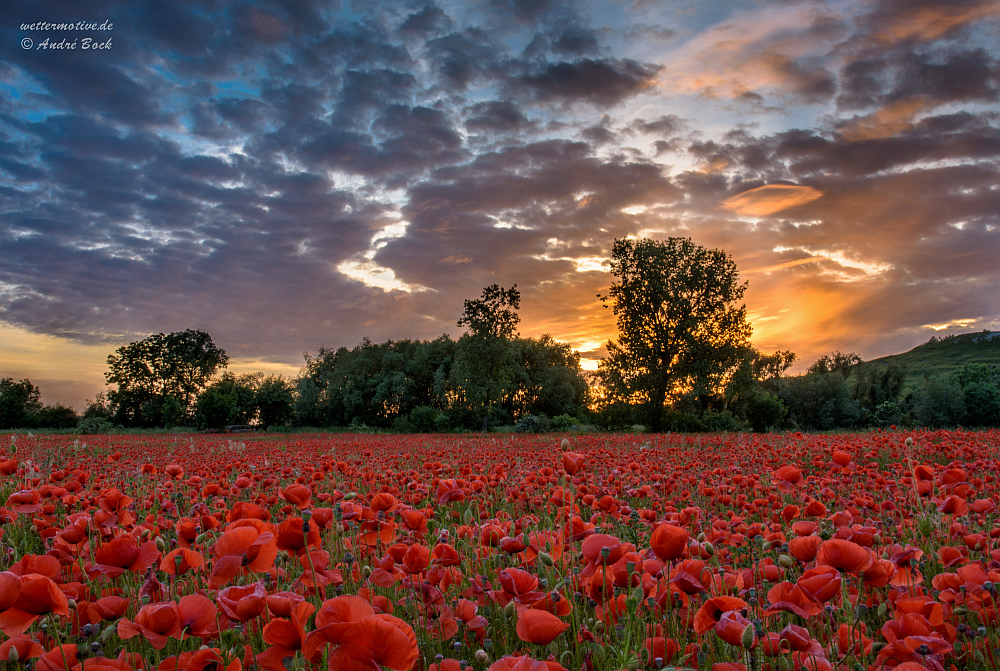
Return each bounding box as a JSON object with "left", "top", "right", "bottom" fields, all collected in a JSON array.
[
  {"left": 551, "top": 414, "right": 576, "bottom": 431},
  {"left": 409, "top": 406, "right": 439, "bottom": 433},
  {"left": 78, "top": 416, "right": 114, "bottom": 435},
  {"left": 701, "top": 409, "right": 745, "bottom": 432},
  {"left": 910, "top": 374, "right": 965, "bottom": 428},
  {"left": 514, "top": 414, "right": 542, "bottom": 433}
]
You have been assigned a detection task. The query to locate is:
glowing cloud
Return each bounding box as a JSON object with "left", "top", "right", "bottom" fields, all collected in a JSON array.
[{"left": 721, "top": 184, "right": 823, "bottom": 217}]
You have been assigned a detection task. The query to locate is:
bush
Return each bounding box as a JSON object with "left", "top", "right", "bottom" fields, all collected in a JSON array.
[
  {"left": 780, "top": 372, "right": 859, "bottom": 430},
  {"left": 701, "top": 409, "right": 745, "bottom": 432},
  {"left": 743, "top": 389, "right": 787, "bottom": 433},
  {"left": 514, "top": 414, "right": 542, "bottom": 433},
  {"left": 910, "top": 374, "right": 965, "bottom": 428},
  {"left": 551, "top": 414, "right": 576, "bottom": 431},
  {"left": 409, "top": 406, "right": 439, "bottom": 433},
  {"left": 78, "top": 416, "right": 113, "bottom": 435}
]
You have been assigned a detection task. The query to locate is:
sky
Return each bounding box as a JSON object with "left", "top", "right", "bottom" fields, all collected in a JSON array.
[{"left": 2, "top": 0, "right": 999, "bottom": 411}]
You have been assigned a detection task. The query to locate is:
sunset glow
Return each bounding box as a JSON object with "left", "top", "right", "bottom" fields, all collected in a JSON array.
[{"left": 2, "top": 0, "right": 998, "bottom": 409}]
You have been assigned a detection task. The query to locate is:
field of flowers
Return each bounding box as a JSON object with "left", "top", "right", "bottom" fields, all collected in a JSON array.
[{"left": 0, "top": 428, "right": 998, "bottom": 671}]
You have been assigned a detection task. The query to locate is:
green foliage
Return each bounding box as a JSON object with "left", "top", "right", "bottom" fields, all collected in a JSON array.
[
  {"left": 78, "top": 416, "right": 114, "bottom": 434},
  {"left": 598, "top": 237, "right": 753, "bottom": 432},
  {"left": 254, "top": 375, "right": 295, "bottom": 428},
  {"left": 852, "top": 361, "right": 906, "bottom": 426},
  {"left": 909, "top": 373, "right": 966, "bottom": 428},
  {"left": 409, "top": 405, "right": 439, "bottom": 433},
  {"left": 866, "top": 330, "right": 1000, "bottom": 391},
  {"left": 33, "top": 404, "right": 80, "bottom": 429},
  {"left": 807, "top": 351, "right": 862, "bottom": 377},
  {"left": 551, "top": 414, "right": 576, "bottom": 431},
  {"left": 454, "top": 284, "right": 521, "bottom": 431},
  {"left": 194, "top": 373, "right": 284, "bottom": 430},
  {"left": 514, "top": 413, "right": 543, "bottom": 433},
  {"left": 780, "top": 372, "right": 860, "bottom": 430},
  {"left": 742, "top": 389, "right": 787, "bottom": 433},
  {"left": 106, "top": 329, "right": 228, "bottom": 427},
  {"left": 0, "top": 378, "right": 43, "bottom": 429}
]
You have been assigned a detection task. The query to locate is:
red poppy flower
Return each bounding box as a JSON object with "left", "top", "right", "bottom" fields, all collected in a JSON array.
[
  {"left": 117, "top": 602, "right": 181, "bottom": 649},
  {"left": 0, "top": 635, "right": 44, "bottom": 662},
  {"left": 92, "top": 535, "right": 161, "bottom": 577},
  {"left": 257, "top": 601, "right": 317, "bottom": 670},
  {"left": 693, "top": 596, "right": 747, "bottom": 634},
  {"left": 279, "top": 484, "right": 312, "bottom": 510},
  {"left": 325, "top": 613, "right": 419, "bottom": 671},
  {"left": 562, "top": 452, "right": 585, "bottom": 476},
  {"left": 815, "top": 539, "right": 873, "bottom": 575},
  {"left": 650, "top": 523, "right": 688, "bottom": 562},
  {"left": 218, "top": 582, "right": 267, "bottom": 623},
  {"left": 516, "top": 609, "right": 569, "bottom": 645},
  {"left": 209, "top": 520, "right": 278, "bottom": 588},
  {"left": 0, "top": 573, "right": 71, "bottom": 636},
  {"left": 788, "top": 535, "right": 821, "bottom": 563}
]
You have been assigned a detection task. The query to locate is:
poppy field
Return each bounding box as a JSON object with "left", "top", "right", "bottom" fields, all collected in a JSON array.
[{"left": 1, "top": 429, "right": 999, "bottom": 671}]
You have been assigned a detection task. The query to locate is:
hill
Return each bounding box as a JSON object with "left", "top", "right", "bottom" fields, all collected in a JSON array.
[{"left": 865, "top": 330, "right": 1000, "bottom": 383}]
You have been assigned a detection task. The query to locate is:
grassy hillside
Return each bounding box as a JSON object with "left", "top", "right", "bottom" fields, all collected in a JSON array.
[{"left": 865, "top": 330, "right": 1000, "bottom": 382}]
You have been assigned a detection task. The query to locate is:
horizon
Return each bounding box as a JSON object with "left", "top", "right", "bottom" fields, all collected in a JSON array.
[{"left": 2, "top": 0, "right": 999, "bottom": 411}]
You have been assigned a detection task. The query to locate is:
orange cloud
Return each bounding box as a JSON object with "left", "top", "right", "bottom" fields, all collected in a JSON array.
[
  {"left": 839, "top": 98, "right": 928, "bottom": 142},
  {"left": 743, "top": 256, "right": 825, "bottom": 274},
  {"left": 873, "top": 4, "right": 1000, "bottom": 45},
  {"left": 721, "top": 184, "right": 823, "bottom": 217}
]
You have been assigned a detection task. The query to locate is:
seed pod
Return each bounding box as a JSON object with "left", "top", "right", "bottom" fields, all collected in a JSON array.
[{"left": 741, "top": 625, "right": 755, "bottom": 649}]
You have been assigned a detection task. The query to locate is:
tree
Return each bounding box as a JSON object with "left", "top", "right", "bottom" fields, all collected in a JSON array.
[
  {"left": 0, "top": 378, "right": 43, "bottom": 429},
  {"left": 598, "top": 237, "right": 753, "bottom": 432},
  {"left": 454, "top": 284, "right": 521, "bottom": 431},
  {"left": 106, "top": 329, "right": 228, "bottom": 426},
  {"left": 807, "top": 351, "right": 862, "bottom": 377}
]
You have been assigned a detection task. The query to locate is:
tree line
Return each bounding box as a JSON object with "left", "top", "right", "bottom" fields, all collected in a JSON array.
[{"left": 3, "top": 236, "right": 998, "bottom": 432}]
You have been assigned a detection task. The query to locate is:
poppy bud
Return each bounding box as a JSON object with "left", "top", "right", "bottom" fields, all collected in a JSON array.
[
  {"left": 103, "top": 624, "right": 117, "bottom": 643},
  {"left": 877, "top": 602, "right": 888, "bottom": 618},
  {"left": 905, "top": 437, "right": 913, "bottom": 446},
  {"left": 344, "top": 492, "right": 357, "bottom": 500},
  {"left": 741, "top": 624, "right": 755, "bottom": 649},
  {"left": 504, "top": 600, "right": 516, "bottom": 617},
  {"left": 538, "top": 552, "right": 554, "bottom": 566},
  {"left": 362, "top": 565, "right": 372, "bottom": 578},
  {"left": 476, "top": 650, "right": 489, "bottom": 664},
  {"left": 195, "top": 533, "right": 207, "bottom": 545},
  {"left": 561, "top": 438, "right": 570, "bottom": 450},
  {"left": 778, "top": 554, "right": 794, "bottom": 569},
  {"left": 464, "top": 509, "right": 474, "bottom": 525},
  {"left": 8, "top": 647, "right": 17, "bottom": 663},
  {"left": 871, "top": 642, "right": 885, "bottom": 654},
  {"left": 698, "top": 532, "right": 706, "bottom": 542},
  {"left": 67, "top": 598, "right": 77, "bottom": 610},
  {"left": 594, "top": 620, "right": 605, "bottom": 635},
  {"left": 155, "top": 536, "right": 165, "bottom": 552},
  {"left": 703, "top": 542, "right": 715, "bottom": 556},
  {"left": 777, "top": 657, "right": 791, "bottom": 671}
]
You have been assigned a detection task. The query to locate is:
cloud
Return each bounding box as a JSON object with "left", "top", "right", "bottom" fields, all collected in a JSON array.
[{"left": 721, "top": 184, "right": 824, "bottom": 216}]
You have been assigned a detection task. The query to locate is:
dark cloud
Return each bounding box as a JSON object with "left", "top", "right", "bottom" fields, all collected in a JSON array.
[
  {"left": 2, "top": 0, "right": 998, "bottom": 408},
  {"left": 509, "top": 58, "right": 661, "bottom": 107},
  {"left": 463, "top": 100, "right": 534, "bottom": 134}
]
